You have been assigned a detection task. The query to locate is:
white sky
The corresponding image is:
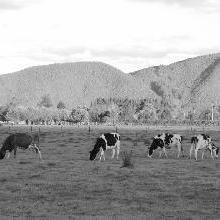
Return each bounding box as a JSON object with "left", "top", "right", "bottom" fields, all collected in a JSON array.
[{"left": 0, "top": 0, "right": 220, "bottom": 74}]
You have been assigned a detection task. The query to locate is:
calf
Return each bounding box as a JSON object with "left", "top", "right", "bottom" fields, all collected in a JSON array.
[
  {"left": 89, "top": 133, "right": 120, "bottom": 161},
  {"left": 190, "top": 134, "right": 218, "bottom": 160},
  {"left": 0, "top": 133, "right": 42, "bottom": 160},
  {"left": 147, "top": 133, "right": 183, "bottom": 158}
]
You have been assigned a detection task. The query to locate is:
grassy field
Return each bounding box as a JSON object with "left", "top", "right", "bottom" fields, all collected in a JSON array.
[{"left": 0, "top": 126, "right": 219, "bottom": 219}]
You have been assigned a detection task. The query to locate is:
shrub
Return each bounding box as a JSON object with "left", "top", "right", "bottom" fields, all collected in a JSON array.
[
  {"left": 57, "top": 101, "right": 66, "bottom": 109},
  {"left": 121, "top": 150, "right": 134, "bottom": 168},
  {"left": 38, "top": 94, "right": 53, "bottom": 108}
]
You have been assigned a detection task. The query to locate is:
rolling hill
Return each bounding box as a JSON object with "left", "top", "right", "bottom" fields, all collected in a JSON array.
[
  {"left": 0, "top": 53, "right": 220, "bottom": 112},
  {"left": 0, "top": 62, "right": 153, "bottom": 108}
]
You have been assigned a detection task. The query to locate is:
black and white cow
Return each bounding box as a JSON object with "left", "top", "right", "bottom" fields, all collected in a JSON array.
[
  {"left": 147, "top": 133, "right": 183, "bottom": 158},
  {"left": 190, "top": 134, "right": 218, "bottom": 160},
  {"left": 202, "top": 142, "right": 219, "bottom": 160},
  {"left": 89, "top": 133, "right": 120, "bottom": 161},
  {"left": 0, "top": 133, "right": 42, "bottom": 160}
]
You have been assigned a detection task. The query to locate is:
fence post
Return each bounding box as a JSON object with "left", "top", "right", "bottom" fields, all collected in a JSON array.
[
  {"left": 37, "top": 126, "right": 40, "bottom": 149},
  {"left": 38, "top": 127, "right": 40, "bottom": 137},
  {"left": 134, "top": 131, "right": 138, "bottom": 149},
  {"left": 61, "top": 125, "right": 64, "bottom": 137}
]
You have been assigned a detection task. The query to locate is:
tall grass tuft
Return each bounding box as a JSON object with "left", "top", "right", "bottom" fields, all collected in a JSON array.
[{"left": 121, "top": 150, "right": 134, "bottom": 168}]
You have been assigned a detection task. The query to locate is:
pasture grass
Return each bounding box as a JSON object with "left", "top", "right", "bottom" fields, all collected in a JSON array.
[{"left": 0, "top": 126, "right": 219, "bottom": 219}]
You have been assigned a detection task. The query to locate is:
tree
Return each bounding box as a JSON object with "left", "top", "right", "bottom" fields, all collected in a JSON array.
[
  {"left": 107, "top": 103, "right": 119, "bottom": 124},
  {"left": 199, "top": 109, "right": 211, "bottom": 121},
  {"left": 6, "top": 108, "right": 20, "bottom": 122},
  {"left": 57, "top": 101, "right": 66, "bottom": 109},
  {"left": 155, "top": 97, "right": 172, "bottom": 121},
  {"left": 58, "top": 109, "right": 71, "bottom": 123},
  {"left": 70, "top": 107, "right": 89, "bottom": 124},
  {"left": 38, "top": 94, "right": 53, "bottom": 108},
  {"left": 0, "top": 105, "right": 9, "bottom": 121}
]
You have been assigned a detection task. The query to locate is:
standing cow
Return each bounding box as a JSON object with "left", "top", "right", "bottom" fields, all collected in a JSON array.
[
  {"left": 0, "top": 133, "right": 42, "bottom": 160},
  {"left": 89, "top": 133, "right": 120, "bottom": 161},
  {"left": 147, "top": 133, "right": 183, "bottom": 158},
  {"left": 190, "top": 134, "right": 218, "bottom": 160}
]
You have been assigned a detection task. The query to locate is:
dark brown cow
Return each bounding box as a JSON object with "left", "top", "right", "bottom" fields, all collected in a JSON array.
[{"left": 0, "top": 133, "right": 42, "bottom": 160}]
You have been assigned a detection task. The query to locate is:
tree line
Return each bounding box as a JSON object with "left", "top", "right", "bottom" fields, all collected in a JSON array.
[{"left": 0, "top": 94, "right": 220, "bottom": 125}]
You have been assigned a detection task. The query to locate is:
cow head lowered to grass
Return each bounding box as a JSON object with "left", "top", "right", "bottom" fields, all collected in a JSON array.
[
  {"left": 147, "top": 133, "right": 183, "bottom": 158},
  {"left": 0, "top": 133, "right": 42, "bottom": 160},
  {"left": 89, "top": 133, "right": 120, "bottom": 161}
]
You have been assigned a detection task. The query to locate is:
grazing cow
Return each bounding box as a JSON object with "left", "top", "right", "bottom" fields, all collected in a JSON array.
[
  {"left": 190, "top": 134, "right": 218, "bottom": 160},
  {"left": 201, "top": 142, "right": 219, "bottom": 159},
  {"left": 147, "top": 133, "right": 183, "bottom": 158},
  {"left": 89, "top": 133, "right": 120, "bottom": 161},
  {"left": 0, "top": 133, "right": 42, "bottom": 160}
]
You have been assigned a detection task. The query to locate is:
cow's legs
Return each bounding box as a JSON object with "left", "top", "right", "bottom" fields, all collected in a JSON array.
[
  {"left": 177, "top": 143, "right": 182, "bottom": 158},
  {"left": 116, "top": 148, "right": 120, "bottom": 160},
  {"left": 190, "top": 144, "right": 194, "bottom": 159},
  {"left": 34, "top": 144, "right": 42, "bottom": 160},
  {"left": 13, "top": 148, "right": 17, "bottom": 158},
  {"left": 201, "top": 149, "right": 206, "bottom": 159},
  {"left": 28, "top": 144, "right": 42, "bottom": 160},
  {"left": 210, "top": 149, "right": 214, "bottom": 160},
  {"left": 111, "top": 149, "right": 115, "bottom": 159},
  {"left": 195, "top": 148, "right": 198, "bottom": 160},
  {"left": 99, "top": 148, "right": 105, "bottom": 161},
  {"left": 162, "top": 147, "right": 168, "bottom": 158},
  {"left": 213, "top": 149, "right": 218, "bottom": 158},
  {"left": 116, "top": 141, "right": 120, "bottom": 160},
  {"left": 7, "top": 151, "right": 11, "bottom": 159}
]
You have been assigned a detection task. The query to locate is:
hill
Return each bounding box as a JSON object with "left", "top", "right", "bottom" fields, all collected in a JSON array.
[
  {"left": 1, "top": 53, "right": 220, "bottom": 113},
  {"left": 130, "top": 53, "right": 220, "bottom": 111},
  {"left": 0, "top": 62, "right": 153, "bottom": 108}
]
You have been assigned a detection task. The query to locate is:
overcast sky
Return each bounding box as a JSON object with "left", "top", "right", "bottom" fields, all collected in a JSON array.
[{"left": 0, "top": 0, "right": 220, "bottom": 75}]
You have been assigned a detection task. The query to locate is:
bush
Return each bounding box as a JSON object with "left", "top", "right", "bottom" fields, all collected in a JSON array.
[{"left": 121, "top": 150, "right": 134, "bottom": 168}]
